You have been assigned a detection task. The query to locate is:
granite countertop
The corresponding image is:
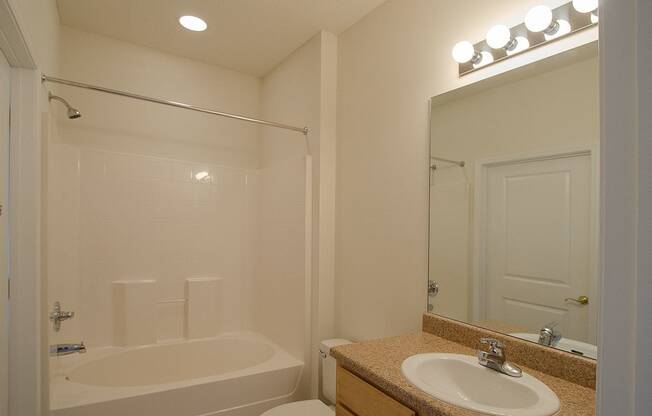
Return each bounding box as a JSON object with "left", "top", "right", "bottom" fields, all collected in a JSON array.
[{"left": 332, "top": 332, "right": 595, "bottom": 416}]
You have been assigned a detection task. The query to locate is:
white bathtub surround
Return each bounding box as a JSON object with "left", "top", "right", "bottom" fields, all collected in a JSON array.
[
  {"left": 50, "top": 148, "right": 261, "bottom": 346},
  {"left": 49, "top": 332, "right": 303, "bottom": 416},
  {"left": 49, "top": 146, "right": 311, "bottom": 346},
  {"left": 112, "top": 280, "right": 157, "bottom": 347},
  {"left": 185, "top": 277, "right": 222, "bottom": 339},
  {"left": 47, "top": 26, "right": 318, "bottom": 407}
]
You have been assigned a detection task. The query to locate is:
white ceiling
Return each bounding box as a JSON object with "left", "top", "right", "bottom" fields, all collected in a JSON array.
[{"left": 57, "top": 0, "right": 387, "bottom": 77}]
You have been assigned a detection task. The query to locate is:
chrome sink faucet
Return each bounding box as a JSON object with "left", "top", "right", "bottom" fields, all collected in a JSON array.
[
  {"left": 477, "top": 338, "right": 522, "bottom": 377},
  {"left": 50, "top": 342, "right": 86, "bottom": 356},
  {"left": 538, "top": 322, "right": 562, "bottom": 347}
]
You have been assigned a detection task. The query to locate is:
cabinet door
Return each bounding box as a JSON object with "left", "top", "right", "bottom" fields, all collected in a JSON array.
[
  {"left": 336, "top": 404, "right": 356, "bottom": 416},
  {"left": 336, "top": 366, "right": 415, "bottom": 416}
]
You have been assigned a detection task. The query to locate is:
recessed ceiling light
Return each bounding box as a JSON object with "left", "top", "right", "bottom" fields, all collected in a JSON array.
[{"left": 179, "top": 15, "right": 207, "bottom": 32}]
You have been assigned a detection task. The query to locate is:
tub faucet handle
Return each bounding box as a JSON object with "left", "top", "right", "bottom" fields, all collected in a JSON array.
[{"left": 50, "top": 301, "right": 75, "bottom": 332}]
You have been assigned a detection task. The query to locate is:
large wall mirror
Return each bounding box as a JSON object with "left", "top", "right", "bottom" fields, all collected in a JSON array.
[{"left": 427, "top": 43, "right": 599, "bottom": 359}]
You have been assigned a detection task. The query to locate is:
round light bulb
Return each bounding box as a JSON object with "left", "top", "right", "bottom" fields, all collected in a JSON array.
[
  {"left": 452, "top": 41, "right": 476, "bottom": 63},
  {"left": 486, "top": 25, "right": 512, "bottom": 49},
  {"left": 506, "top": 36, "right": 530, "bottom": 55},
  {"left": 473, "top": 51, "right": 494, "bottom": 69},
  {"left": 179, "top": 15, "right": 208, "bottom": 32},
  {"left": 545, "top": 19, "right": 571, "bottom": 40},
  {"left": 525, "top": 5, "right": 553, "bottom": 32},
  {"left": 572, "top": 0, "right": 598, "bottom": 13}
]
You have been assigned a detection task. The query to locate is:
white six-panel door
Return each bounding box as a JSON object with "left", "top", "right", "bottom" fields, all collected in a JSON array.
[{"left": 482, "top": 152, "right": 593, "bottom": 343}]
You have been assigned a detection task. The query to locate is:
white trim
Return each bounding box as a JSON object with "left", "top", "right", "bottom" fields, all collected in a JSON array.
[
  {"left": 302, "top": 155, "right": 314, "bottom": 399},
  {"left": 0, "top": 1, "right": 45, "bottom": 414},
  {"left": 0, "top": 0, "right": 35, "bottom": 69},
  {"left": 634, "top": 1, "right": 652, "bottom": 412},
  {"left": 8, "top": 68, "right": 43, "bottom": 416},
  {"left": 471, "top": 145, "right": 600, "bottom": 343},
  {"left": 0, "top": 47, "right": 9, "bottom": 416},
  {"left": 597, "top": 0, "right": 652, "bottom": 414}
]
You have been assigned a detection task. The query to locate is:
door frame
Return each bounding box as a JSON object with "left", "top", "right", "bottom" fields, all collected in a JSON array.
[
  {"left": 0, "top": 1, "right": 45, "bottom": 415},
  {"left": 0, "top": 45, "right": 10, "bottom": 416},
  {"left": 471, "top": 145, "right": 600, "bottom": 341}
]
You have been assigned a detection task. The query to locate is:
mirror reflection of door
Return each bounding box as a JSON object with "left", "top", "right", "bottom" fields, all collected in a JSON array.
[{"left": 481, "top": 152, "right": 595, "bottom": 344}]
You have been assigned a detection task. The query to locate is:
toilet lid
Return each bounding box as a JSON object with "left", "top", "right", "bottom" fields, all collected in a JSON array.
[{"left": 261, "top": 400, "right": 333, "bottom": 416}]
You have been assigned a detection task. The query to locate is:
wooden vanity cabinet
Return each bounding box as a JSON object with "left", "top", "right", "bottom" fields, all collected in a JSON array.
[{"left": 336, "top": 366, "right": 415, "bottom": 416}]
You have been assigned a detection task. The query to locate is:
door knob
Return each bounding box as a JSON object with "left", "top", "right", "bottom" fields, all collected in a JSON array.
[{"left": 564, "top": 295, "right": 589, "bottom": 305}]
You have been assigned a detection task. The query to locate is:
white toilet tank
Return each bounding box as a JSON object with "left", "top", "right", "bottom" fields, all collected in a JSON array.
[{"left": 319, "top": 339, "right": 352, "bottom": 405}]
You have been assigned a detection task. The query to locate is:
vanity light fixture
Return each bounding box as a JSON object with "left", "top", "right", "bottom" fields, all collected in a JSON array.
[
  {"left": 507, "top": 36, "right": 530, "bottom": 55},
  {"left": 474, "top": 51, "right": 494, "bottom": 68},
  {"left": 452, "top": 41, "right": 482, "bottom": 64},
  {"left": 486, "top": 25, "right": 518, "bottom": 51},
  {"left": 572, "top": 0, "right": 598, "bottom": 14},
  {"left": 452, "top": 41, "right": 493, "bottom": 67},
  {"left": 451, "top": 1, "right": 598, "bottom": 77},
  {"left": 179, "top": 15, "right": 208, "bottom": 32},
  {"left": 525, "top": 5, "right": 560, "bottom": 36},
  {"left": 545, "top": 19, "right": 572, "bottom": 40}
]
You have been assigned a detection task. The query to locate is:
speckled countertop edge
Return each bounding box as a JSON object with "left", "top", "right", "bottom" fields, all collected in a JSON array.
[
  {"left": 422, "top": 313, "right": 596, "bottom": 389},
  {"left": 332, "top": 332, "right": 596, "bottom": 416}
]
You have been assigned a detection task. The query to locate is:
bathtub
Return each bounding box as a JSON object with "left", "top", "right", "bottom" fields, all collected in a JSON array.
[{"left": 50, "top": 332, "right": 304, "bottom": 416}]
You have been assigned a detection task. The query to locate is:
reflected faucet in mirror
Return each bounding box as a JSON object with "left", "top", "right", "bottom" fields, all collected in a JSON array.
[{"left": 538, "top": 322, "right": 562, "bottom": 347}]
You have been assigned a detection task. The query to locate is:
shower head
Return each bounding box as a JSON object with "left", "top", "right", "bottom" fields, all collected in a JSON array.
[
  {"left": 48, "top": 92, "right": 82, "bottom": 119},
  {"left": 67, "top": 107, "right": 82, "bottom": 119}
]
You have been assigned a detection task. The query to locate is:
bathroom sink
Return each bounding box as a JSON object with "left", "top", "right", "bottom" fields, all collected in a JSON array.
[{"left": 401, "top": 353, "right": 560, "bottom": 416}]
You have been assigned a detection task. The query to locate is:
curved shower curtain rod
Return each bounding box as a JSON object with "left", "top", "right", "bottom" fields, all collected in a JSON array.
[{"left": 41, "top": 75, "right": 311, "bottom": 154}]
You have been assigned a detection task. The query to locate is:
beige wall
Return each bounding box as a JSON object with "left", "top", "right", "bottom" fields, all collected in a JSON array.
[
  {"left": 334, "top": 0, "right": 590, "bottom": 341},
  {"left": 57, "top": 26, "right": 262, "bottom": 168},
  {"left": 429, "top": 55, "right": 600, "bottom": 322},
  {"left": 260, "top": 30, "right": 338, "bottom": 397}
]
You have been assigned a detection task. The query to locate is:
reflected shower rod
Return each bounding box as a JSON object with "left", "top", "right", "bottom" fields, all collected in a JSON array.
[
  {"left": 430, "top": 156, "right": 465, "bottom": 167},
  {"left": 41, "top": 75, "right": 309, "bottom": 136}
]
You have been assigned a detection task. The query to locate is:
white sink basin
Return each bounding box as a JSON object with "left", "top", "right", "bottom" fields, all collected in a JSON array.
[
  {"left": 401, "top": 353, "right": 560, "bottom": 416},
  {"left": 510, "top": 333, "right": 597, "bottom": 359}
]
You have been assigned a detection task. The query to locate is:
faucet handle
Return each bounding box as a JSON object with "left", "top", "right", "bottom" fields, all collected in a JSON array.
[{"left": 480, "top": 338, "right": 504, "bottom": 354}]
